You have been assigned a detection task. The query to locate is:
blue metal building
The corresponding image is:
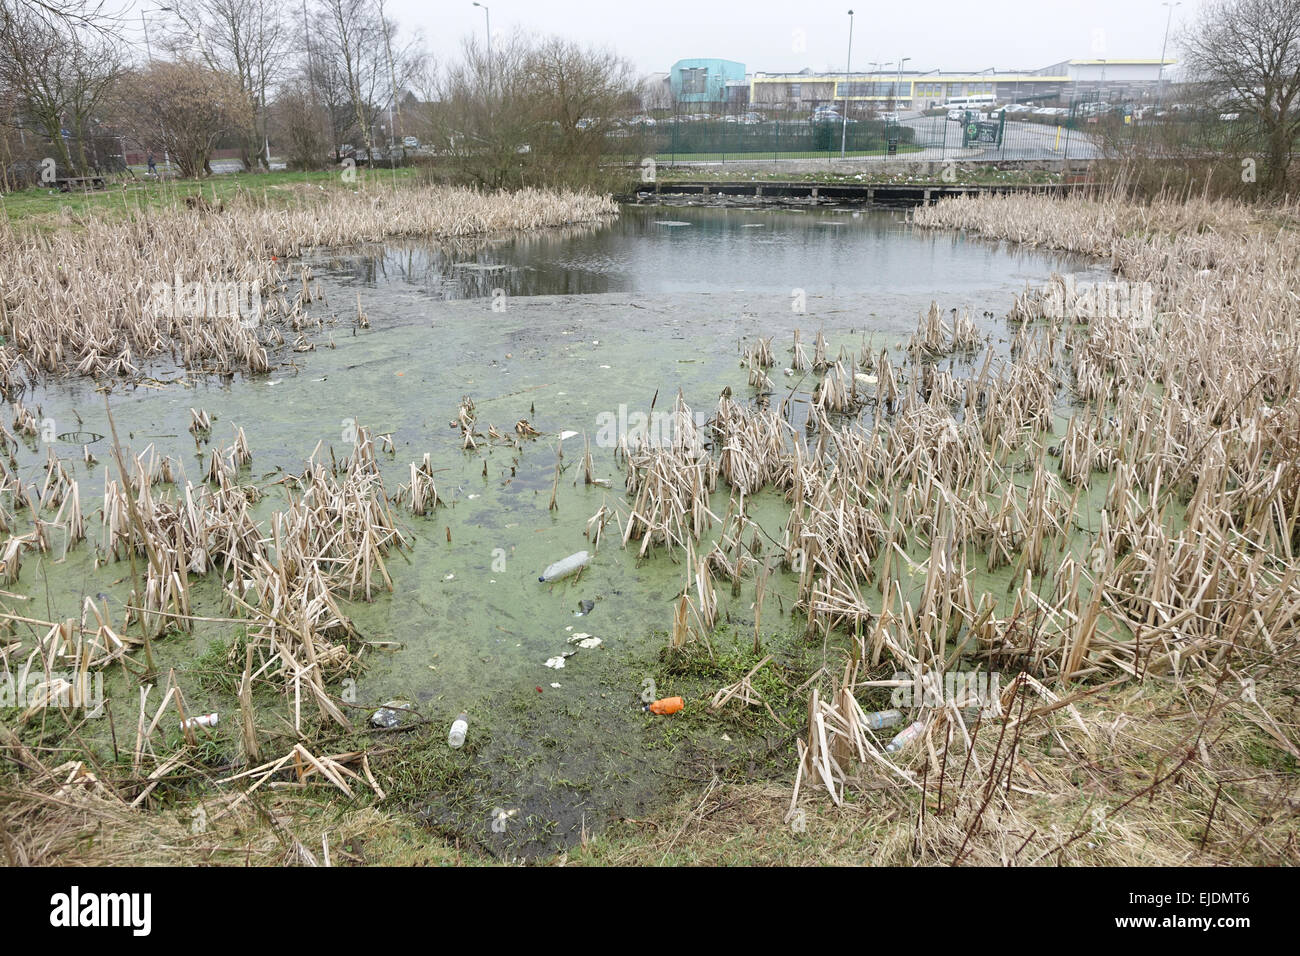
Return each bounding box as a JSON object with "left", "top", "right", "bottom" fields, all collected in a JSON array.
[{"left": 669, "top": 58, "right": 747, "bottom": 105}]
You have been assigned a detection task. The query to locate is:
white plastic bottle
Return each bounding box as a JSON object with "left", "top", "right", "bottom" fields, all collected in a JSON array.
[
  {"left": 181, "top": 713, "right": 218, "bottom": 731},
  {"left": 861, "top": 708, "right": 904, "bottom": 731},
  {"left": 885, "top": 720, "right": 925, "bottom": 753},
  {"left": 448, "top": 712, "right": 469, "bottom": 749},
  {"left": 538, "top": 550, "right": 591, "bottom": 583}
]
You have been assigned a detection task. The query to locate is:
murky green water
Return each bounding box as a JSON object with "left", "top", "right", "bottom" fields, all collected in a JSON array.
[{"left": 5, "top": 204, "right": 1105, "bottom": 857}]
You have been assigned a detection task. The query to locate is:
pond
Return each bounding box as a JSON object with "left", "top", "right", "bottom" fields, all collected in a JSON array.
[{"left": 11, "top": 203, "right": 1103, "bottom": 857}]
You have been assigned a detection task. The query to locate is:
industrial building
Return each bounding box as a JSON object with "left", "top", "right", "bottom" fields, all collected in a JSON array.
[
  {"left": 664, "top": 58, "right": 1175, "bottom": 113},
  {"left": 668, "top": 58, "right": 748, "bottom": 106}
]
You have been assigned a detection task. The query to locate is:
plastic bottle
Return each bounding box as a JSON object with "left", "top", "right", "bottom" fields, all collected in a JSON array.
[
  {"left": 885, "top": 720, "right": 926, "bottom": 753},
  {"left": 539, "top": 550, "right": 591, "bottom": 583},
  {"left": 448, "top": 712, "right": 469, "bottom": 749},
  {"left": 861, "top": 708, "right": 904, "bottom": 731},
  {"left": 181, "top": 713, "right": 218, "bottom": 731},
  {"left": 645, "top": 696, "right": 684, "bottom": 716}
]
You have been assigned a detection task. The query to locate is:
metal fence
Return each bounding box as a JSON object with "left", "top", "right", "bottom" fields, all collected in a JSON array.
[{"left": 623, "top": 108, "right": 1108, "bottom": 165}]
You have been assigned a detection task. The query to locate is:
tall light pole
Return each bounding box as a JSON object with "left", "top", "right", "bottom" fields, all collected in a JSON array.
[
  {"left": 473, "top": 2, "right": 492, "bottom": 95},
  {"left": 140, "top": 6, "right": 173, "bottom": 61},
  {"left": 914, "top": 68, "right": 940, "bottom": 108},
  {"left": 866, "top": 61, "right": 880, "bottom": 114},
  {"left": 1158, "top": 1, "right": 1180, "bottom": 104},
  {"left": 894, "top": 56, "right": 910, "bottom": 106},
  {"left": 840, "top": 9, "right": 854, "bottom": 159},
  {"left": 893, "top": 56, "right": 910, "bottom": 136},
  {"left": 140, "top": 6, "right": 173, "bottom": 176}
]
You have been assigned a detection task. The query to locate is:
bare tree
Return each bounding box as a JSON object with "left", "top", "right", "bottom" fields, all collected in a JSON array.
[
  {"left": 0, "top": 0, "right": 123, "bottom": 175},
  {"left": 433, "top": 33, "right": 544, "bottom": 188},
  {"left": 1181, "top": 0, "right": 1300, "bottom": 194},
  {"left": 116, "top": 58, "right": 252, "bottom": 178},
  {"left": 164, "top": 0, "right": 290, "bottom": 171},
  {"left": 430, "top": 32, "right": 638, "bottom": 190},
  {"left": 270, "top": 75, "right": 328, "bottom": 169},
  {"left": 313, "top": 0, "right": 376, "bottom": 154},
  {"left": 21, "top": 0, "right": 117, "bottom": 34}
]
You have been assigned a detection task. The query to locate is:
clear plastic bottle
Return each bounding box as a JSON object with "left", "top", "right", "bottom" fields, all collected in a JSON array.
[
  {"left": 861, "top": 708, "right": 904, "bottom": 731},
  {"left": 539, "top": 551, "right": 591, "bottom": 583},
  {"left": 448, "top": 712, "right": 469, "bottom": 749},
  {"left": 885, "top": 720, "right": 926, "bottom": 753}
]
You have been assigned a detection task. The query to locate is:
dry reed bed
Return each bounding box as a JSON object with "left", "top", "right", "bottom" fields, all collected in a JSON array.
[
  {"left": 1, "top": 421, "right": 422, "bottom": 745},
  {"left": 608, "top": 197, "right": 1300, "bottom": 842},
  {"left": 0, "top": 186, "right": 616, "bottom": 388},
  {"left": 0, "top": 412, "right": 442, "bottom": 851},
  {"left": 734, "top": 193, "right": 1300, "bottom": 833}
]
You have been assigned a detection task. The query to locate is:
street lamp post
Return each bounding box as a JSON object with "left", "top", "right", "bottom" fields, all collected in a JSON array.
[
  {"left": 473, "top": 2, "right": 492, "bottom": 95},
  {"left": 893, "top": 56, "right": 910, "bottom": 143},
  {"left": 840, "top": 9, "right": 854, "bottom": 159},
  {"left": 1158, "top": 1, "right": 1180, "bottom": 104},
  {"left": 140, "top": 6, "right": 174, "bottom": 176},
  {"left": 894, "top": 56, "right": 910, "bottom": 108}
]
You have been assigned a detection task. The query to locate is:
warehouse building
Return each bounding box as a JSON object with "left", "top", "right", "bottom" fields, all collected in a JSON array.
[
  {"left": 668, "top": 58, "right": 748, "bottom": 106},
  {"left": 743, "top": 58, "right": 1174, "bottom": 113}
]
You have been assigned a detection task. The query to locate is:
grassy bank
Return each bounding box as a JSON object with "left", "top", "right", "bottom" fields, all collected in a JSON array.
[{"left": 0, "top": 168, "right": 419, "bottom": 229}]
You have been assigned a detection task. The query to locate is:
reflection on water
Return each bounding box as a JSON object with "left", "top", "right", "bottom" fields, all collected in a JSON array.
[{"left": 311, "top": 204, "right": 1085, "bottom": 300}]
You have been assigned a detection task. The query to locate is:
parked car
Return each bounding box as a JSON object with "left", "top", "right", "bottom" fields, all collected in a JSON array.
[{"left": 402, "top": 136, "right": 419, "bottom": 148}]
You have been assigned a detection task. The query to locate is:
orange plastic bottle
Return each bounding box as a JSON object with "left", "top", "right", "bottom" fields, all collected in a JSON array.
[{"left": 648, "top": 696, "right": 684, "bottom": 715}]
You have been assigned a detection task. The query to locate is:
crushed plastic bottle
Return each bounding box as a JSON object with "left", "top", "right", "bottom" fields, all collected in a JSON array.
[
  {"left": 885, "top": 720, "right": 926, "bottom": 753},
  {"left": 860, "top": 708, "right": 904, "bottom": 731},
  {"left": 644, "top": 696, "right": 684, "bottom": 716},
  {"left": 448, "top": 711, "right": 469, "bottom": 749},
  {"left": 539, "top": 550, "right": 591, "bottom": 583}
]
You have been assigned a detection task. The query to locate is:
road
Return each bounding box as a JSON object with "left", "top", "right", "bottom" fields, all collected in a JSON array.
[{"left": 899, "top": 115, "right": 1101, "bottom": 161}]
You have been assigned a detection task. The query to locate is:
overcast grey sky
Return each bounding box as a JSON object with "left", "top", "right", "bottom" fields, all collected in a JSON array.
[{"left": 386, "top": 0, "right": 1206, "bottom": 76}]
